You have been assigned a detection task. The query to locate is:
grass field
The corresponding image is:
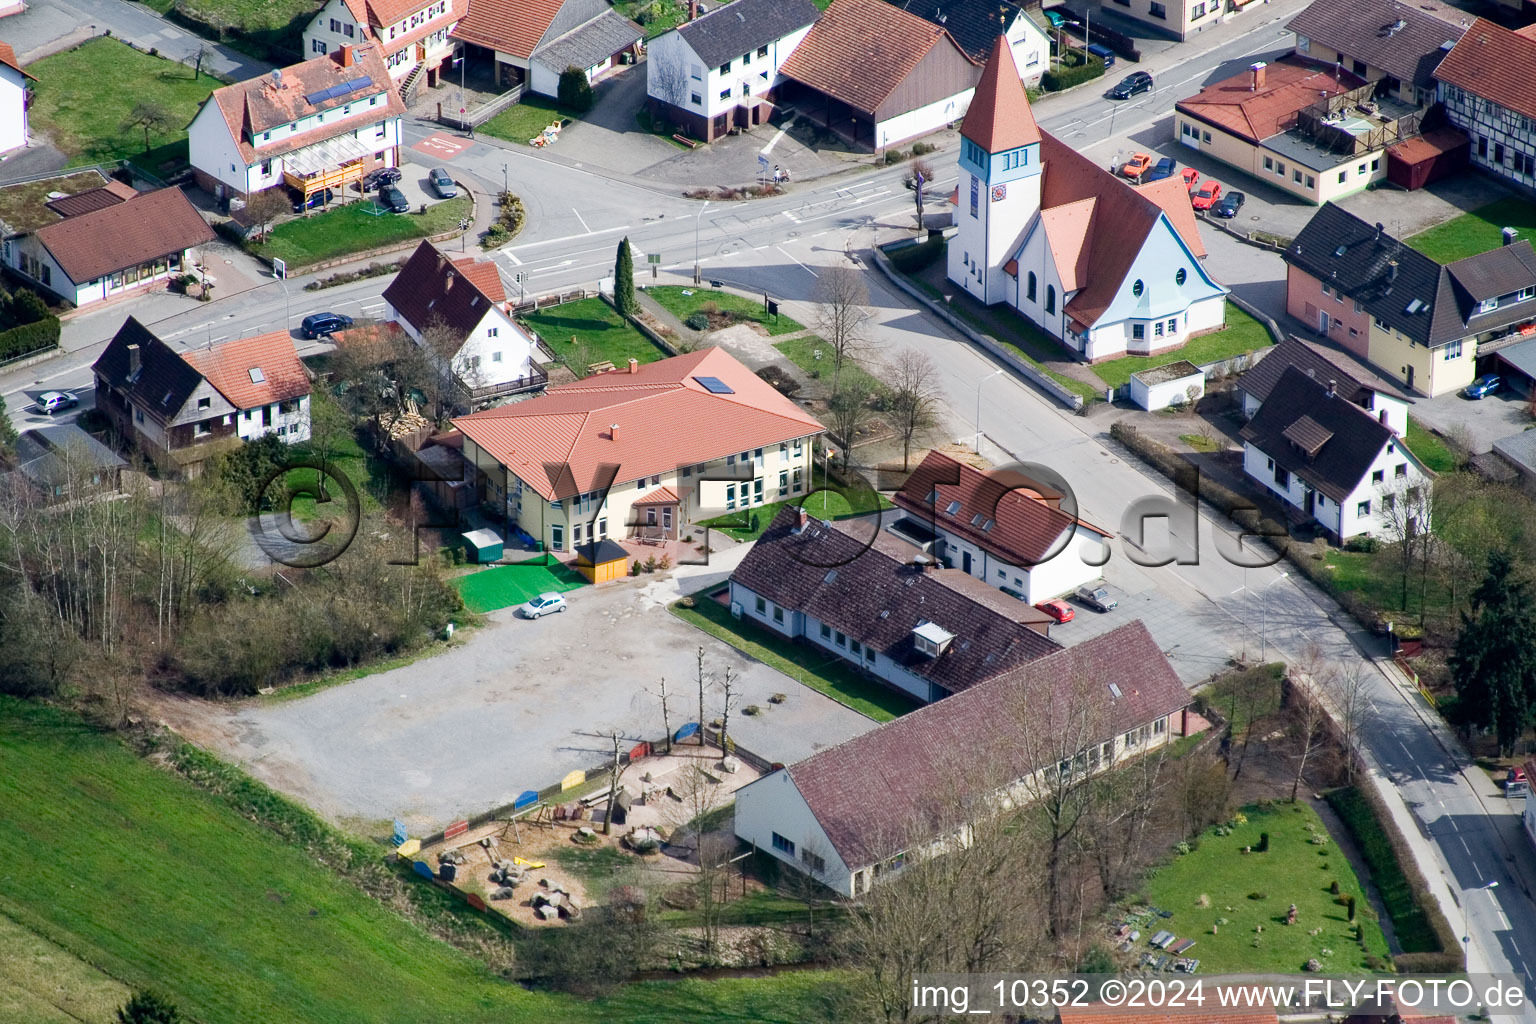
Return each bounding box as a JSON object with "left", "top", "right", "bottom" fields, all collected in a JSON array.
[
  {"left": 1405, "top": 416, "right": 1458, "bottom": 473},
  {"left": 1326, "top": 787, "right": 1439, "bottom": 952},
  {"left": 521, "top": 298, "right": 667, "bottom": 374},
  {"left": 252, "top": 196, "right": 472, "bottom": 269},
  {"left": 672, "top": 591, "right": 919, "bottom": 721},
  {"left": 0, "top": 698, "right": 848, "bottom": 1023},
  {"left": 479, "top": 95, "right": 586, "bottom": 146},
  {"left": 27, "top": 39, "right": 218, "bottom": 165},
  {"left": 175, "top": 0, "right": 323, "bottom": 32},
  {"left": 455, "top": 558, "right": 587, "bottom": 613},
  {"left": 773, "top": 336, "right": 885, "bottom": 398},
  {"left": 1091, "top": 304, "right": 1274, "bottom": 389},
  {"left": 0, "top": 907, "right": 130, "bottom": 1024},
  {"left": 1140, "top": 802, "right": 1393, "bottom": 973},
  {"left": 699, "top": 491, "right": 892, "bottom": 542},
  {"left": 1407, "top": 198, "right": 1536, "bottom": 263},
  {"left": 1199, "top": 663, "right": 1284, "bottom": 736},
  {"left": 647, "top": 285, "right": 805, "bottom": 336}
]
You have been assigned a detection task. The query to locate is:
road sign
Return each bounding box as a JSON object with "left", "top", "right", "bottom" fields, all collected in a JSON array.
[
  {"left": 647, "top": 253, "right": 660, "bottom": 264},
  {"left": 757, "top": 154, "right": 769, "bottom": 167},
  {"left": 272, "top": 257, "right": 286, "bottom": 280}
]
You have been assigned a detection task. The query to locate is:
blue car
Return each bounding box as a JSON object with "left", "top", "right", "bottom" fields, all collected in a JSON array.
[
  {"left": 1464, "top": 374, "right": 1501, "bottom": 399},
  {"left": 1143, "top": 157, "right": 1178, "bottom": 182}
]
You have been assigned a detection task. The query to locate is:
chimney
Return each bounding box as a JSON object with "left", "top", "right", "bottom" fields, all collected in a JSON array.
[
  {"left": 127, "top": 343, "right": 141, "bottom": 378},
  {"left": 792, "top": 508, "right": 810, "bottom": 534},
  {"left": 687, "top": 0, "right": 697, "bottom": 18},
  {"left": 1326, "top": 379, "right": 1337, "bottom": 398},
  {"left": 1387, "top": 260, "right": 1399, "bottom": 282},
  {"left": 628, "top": 357, "right": 639, "bottom": 373},
  {"left": 1375, "top": 222, "right": 1384, "bottom": 244},
  {"left": 1250, "top": 61, "right": 1267, "bottom": 91},
  {"left": 339, "top": 44, "right": 354, "bottom": 67},
  {"left": 1502, "top": 227, "right": 1518, "bottom": 247},
  {"left": 444, "top": 270, "right": 455, "bottom": 291},
  {"left": 610, "top": 422, "right": 620, "bottom": 441}
]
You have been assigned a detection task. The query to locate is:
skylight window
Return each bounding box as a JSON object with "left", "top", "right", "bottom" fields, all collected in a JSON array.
[
  {"left": 971, "top": 513, "right": 985, "bottom": 526},
  {"left": 945, "top": 500, "right": 962, "bottom": 515},
  {"left": 693, "top": 376, "right": 734, "bottom": 394},
  {"left": 1405, "top": 298, "right": 1425, "bottom": 314},
  {"left": 823, "top": 569, "right": 838, "bottom": 584},
  {"left": 248, "top": 367, "right": 266, "bottom": 384},
  {"left": 1109, "top": 682, "right": 1124, "bottom": 697},
  {"left": 981, "top": 519, "right": 995, "bottom": 532}
]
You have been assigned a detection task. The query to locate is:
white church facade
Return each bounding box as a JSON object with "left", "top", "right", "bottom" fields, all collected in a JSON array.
[{"left": 947, "top": 37, "right": 1228, "bottom": 364}]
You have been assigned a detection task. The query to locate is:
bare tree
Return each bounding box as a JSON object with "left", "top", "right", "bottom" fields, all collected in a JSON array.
[
  {"left": 417, "top": 316, "right": 470, "bottom": 419},
  {"left": 1376, "top": 481, "right": 1434, "bottom": 621},
  {"left": 812, "top": 265, "right": 872, "bottom": 393},
  {"left": 716, "top": 664, "right": 739, "bottom": 754},
  {"left": 645, "top": 675, "right": 674, "bottom": 754},
  {"left": 120, "top": 101, "right": 173, "bottom": 153},
  {"left": 243, "top": 188, "right": 290, "bottom": 244},
  {"left": 886, "top": 349, "right": 940, "bottom": 471},
  {"left": 1287, "top": 645, "right": 1333, "bottom": 802},
  {"left": 193, "top": 44, "right": 216, "bottom": 80},
  {"left": 826, "top": 390, "right": 868, "bottom": 472},
  {"left": 602, "top": 730, "right": 632, "bottom": 836},
  {"left": 695, "top": 645, "right": 709, "bottom": 747},
  {"left": 647, "top": 53, "right": 689, "bottom": 118},
  {"left": 1320, "top": 659, "right": 1372, "bottom": 783},
  {"left": 1178, "top": 748, "right": 1233, "bottom": 836}
]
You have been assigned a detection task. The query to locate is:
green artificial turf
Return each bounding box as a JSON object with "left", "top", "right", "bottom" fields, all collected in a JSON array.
[
  {"left": 699, "top": 491, "right": 892, "bottom": 542},
  {"left": 454, "top": 559, "right": 587, "bottom": 613}
]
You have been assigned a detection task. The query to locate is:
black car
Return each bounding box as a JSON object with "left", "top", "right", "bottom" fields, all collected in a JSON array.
[
  {"left": 363, "top": 166, "right": 402, "bottom": 191},
  {"left": 1109, "top": 71, "right": 1153, "bottom": 99},
  {"left": 1214, "top": 191, "right": 1246, "bottom": 218},
  {"left": 301, "top": 312, "right": 354, "bottom": 339},
  {"left": 379, "top": 184, "right": 411, "bottom": 214},
  {"left": 291, "top": 188, "right": 334, "bottom": 212}
]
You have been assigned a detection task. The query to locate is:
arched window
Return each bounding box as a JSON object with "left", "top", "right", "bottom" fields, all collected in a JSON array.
[
  {"left": 1176, "top": 268, "right": 1187, "bottom": 286},
  {"left": 1045, "top": 285, "right": 1056, "bottom": 314},
  {"left": 1027, "top": 272, "right": 1038, "bottom": 302}
]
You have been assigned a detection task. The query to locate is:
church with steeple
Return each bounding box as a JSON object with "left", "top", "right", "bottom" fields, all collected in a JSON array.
[{"left": 947, "top": 37, "right": 1228, "bottom": 363}]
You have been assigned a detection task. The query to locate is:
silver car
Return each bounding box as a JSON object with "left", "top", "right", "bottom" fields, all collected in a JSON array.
[
  {"left": 1075, "top": 583, "right": 1118, "bottom": 612},
  {"left": 428, "top": 167, "right": 458, "bottom": 199},
  {"left": 34, "top": 390, "right": 79, "bottom": 415},
  {"left": 519, "top": 592, "right": 567, "bottom": 619}
]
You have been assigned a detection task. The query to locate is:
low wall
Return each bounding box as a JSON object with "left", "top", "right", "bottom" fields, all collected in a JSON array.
[{"left": 248, "top": 190, "right": 476, "bottom": 277}]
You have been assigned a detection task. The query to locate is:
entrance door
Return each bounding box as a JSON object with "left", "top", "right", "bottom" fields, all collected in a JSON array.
[
  {"left": 1319, "top": 310, "right": 1329, "bottom": 334},
  {"left": 962, "top": 551, "right": 972, "bottom": 574},
  {"left": 1304, "top": 489, "right": 1316, "bottom": 517},
  {"left": 662, "top": 507, "right": 673, "bottom": 534},
  {"left": 1406, "top": 365, "right": 1415, "bottom": 390}
]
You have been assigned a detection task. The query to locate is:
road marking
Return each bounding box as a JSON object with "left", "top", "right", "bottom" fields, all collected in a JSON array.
[
  {"left": 503, "top": 249, "right": 522, "bottom": 265},
  {"left": 572, "top": 207, "right": 591, "bottom": 233},
  {"left": 782, "top": 210, "right": 801, "bottom": 223},
  {"left": 759, "top": 118, "right": 794, "bottom": 156},
  {"left": 1499, "top": 911, "right": 1512, "bottom": 929},
  {"left": 506, "top": 224, "right": 632, "bottom": 251},
  {"left": 775, "top": 246, "right": 818, "bottom": 278},
  {"left": 412, "top": 133, "right": 471, "bottom": 159}
]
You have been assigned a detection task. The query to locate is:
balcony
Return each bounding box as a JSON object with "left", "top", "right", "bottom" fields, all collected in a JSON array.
[
  {"left": 460, "top": 367, "right": 549, "bottom": 407},
  {"left": 281, "top": 135, "right": 375, "bottom": 196}
]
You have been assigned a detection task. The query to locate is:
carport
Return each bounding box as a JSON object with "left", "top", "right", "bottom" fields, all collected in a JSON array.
[{"left": 1492, "top": 335, "right": 1536, "bottom": 396}]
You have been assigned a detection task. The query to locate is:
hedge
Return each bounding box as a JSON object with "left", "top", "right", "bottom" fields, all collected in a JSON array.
[
  {"left": 887, "top": 236, "right": 945, "bottom": 274},
  {"left": 1042, "top": 54, "right": 1105, "bottom": 92},
  {"left": 0, "top": 315, "right": 61, "bottom": 363}
]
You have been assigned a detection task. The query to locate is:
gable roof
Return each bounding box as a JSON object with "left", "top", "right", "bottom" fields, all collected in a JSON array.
[
  {"left": 14, "top": 424, "right": 127, "bottom": 490},
  {"left": 1175, "top": 54, "right": 1366, "bottom": 143},
  {"left": 893, "top": 450, "right": 1109, "bottom": 568},
  {"left": 181, "top": 330, "right": 311, "bottom": 411},
  {"left": 1436, "top": 18, "right": 1536, "bottom": 121},
  {"left": 959, "top": 33, "right": 1040, "bottom": 152},
  {"left": 383, "top": 240, "right": 509, "bottom": 341},
  {"left": 34, "top": 187, "right": 215, "bottom": 286},
  {"left": 731, "top": 506, "right": 1062, "bottom": 698},
  {"left": 43, "top": 180, "right": 139, "bottom": 219},
  {"left": 1286, "top": 0, "right": 1467, "bottom": 88},
  {"left": 676, "top": 0, "right": 821, "bottom": 69},
  {"left": 451, "top": 347, "right": 824, "bottom": 500},
  {"left": 1239, "top": 365, "right": 1406, "bottom": 501},
  {"left": 92, "top": 318, "right": 207, "bottom": 423},
  {"left": 778, "top": 619, "right": 1187, "bottom": 868},
  {"left": 778, "top": 0, "right": 978, "bottom": 117},
  {"left": 532, "top": 8, "right": 643, "bottom": 72},
  {"left": 0, "top": 42, "right": 36, "bottom": 81},
  {"left": 1237, "top": 336, "right": 1408, "bottom": 405},
  {"left": 452, "top": 0, "right": 569, "bottom": 59},
  {"left": 451, "top": 256, "right": 506, "bottom": 302},
  {"left": 883, "top": 0, "right": 1030, "bottom": 62}
]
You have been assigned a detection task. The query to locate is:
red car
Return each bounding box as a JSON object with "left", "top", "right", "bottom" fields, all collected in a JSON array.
[
  {"left": 1035, "top": 599, "right": 1075, "bottom": 623},
  {"left": 1182, "top": 167, "right": 1200, "bottom": 193},
  {"left": 1191, "top": 180, "right": 1223, "bottom": 210}
]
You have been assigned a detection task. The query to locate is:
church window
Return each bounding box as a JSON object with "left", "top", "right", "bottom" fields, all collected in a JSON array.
[
  {"left": 1175, "top": 268, "right": 1187, "bottom": 286},
  {"left": 1045, "top": 285, "right": 1056, "bottom": 314},
  {"left": 1026, "top": 272, "right": 1037, "bottom": 302},
  {"left": 1132, "top": 279, "right": 1144, "bottom": 297}
]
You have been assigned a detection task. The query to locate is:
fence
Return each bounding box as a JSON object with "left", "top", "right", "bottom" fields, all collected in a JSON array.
[{"left": 436, "top": 84, "right": 526, "bottom": 132}]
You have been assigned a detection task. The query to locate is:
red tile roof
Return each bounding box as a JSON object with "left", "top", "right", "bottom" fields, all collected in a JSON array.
[
  {"left": 34, "top": 187, "right": 215, "bottom": 285},
  {"left": 0, "top": 42, "right": 36, "bottom": 81},
  {"left": 1436, "top": 18, "right": 1536, "bottom": 121},
  {"left": 452, "top": 347, "right": 825, "bottom": 500},
  {"left": 1137, "top": 175, "right": 1208, "bottom": 260},
  {"left": 779, "top": 0, "right": 977, "bottom": 117},
  {"left": 182, "top": 330, "right": 310, "bottom": 410},
  {"left": 452, "top": 0, "right": 565, "bottom": 59},
  {"left": 633, "top": 485, "right": 679, "bottom": 505},
  {"left": 373, "top": 0, "right": 469, "bottom": 57},
  {"left": 43, "top": 180, "right": 139, "bottom": 219},
  {"left": 960, "top": 34, "right": 1040, "bottom": 151},
  {"left": 451, "top": 256, "right": 506, "bottom": 303},
  {"left": 1175, "top": 54, "right": 1366, "bottom": 143}
]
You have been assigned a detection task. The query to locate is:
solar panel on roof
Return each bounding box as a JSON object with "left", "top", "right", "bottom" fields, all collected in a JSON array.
[
  {"left": 693, "top": 376, "right": 734, "bottom": 394},
  {"left": 345, "top": 76, "right": 374, "bottom": 94}
]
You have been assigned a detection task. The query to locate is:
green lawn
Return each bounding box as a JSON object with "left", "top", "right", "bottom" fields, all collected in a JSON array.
[
  {"left": 0, "top": 908, "right": 130, "bottom": 1024},
  {"left": 521, "top": 297, "right": 667, "bottom": 374},
  {"left": 252, "top": 196, "right": 472, "bottom": 269},
  {"left": 647, "top": 285, "right": 805, "bottom": 336},
  {"left": 175, "top": 0, "right": 322, "bottom": 33},
  {"left": 1405, "top": 416, "right": 1457, "bottom": 473},
  {"left": 1407, "top": 198, "right": 1536, "bottom": 263},
  {"left": 27, "top": 38, "right": 219, "bottom": 165},
  {"left": 454, "top": 557, "right": 587, "bottom": 613},
  {"left": 1318, "top": 547, "right": 1450, "bottom": 622},
  {"left": 1199, "top": 663, "right": 1284, "bottom": 736},
  {"left": 1326, "top": 787, "right": 1439, "bottom": 952},
  {"left": 773, "top": 335, "right": 884, "bottom": 397},
  {"left": 0, "top": 697, "right": 849, "bottom": 1024},
  {"left": 1091, "top": 303, "right": 1274, "bottom": 389},
  {"left": 478, "top": 95, "right": 586, "bottom": 146},
  {"left": 1140, "top": 802, "right": 1393, "bottom": 973},
  {"left": 672, "top": 591, "right": 920, "bottom": 722},
  {"left": 699, "top": 490, "right": 893, "bottom": 542}
]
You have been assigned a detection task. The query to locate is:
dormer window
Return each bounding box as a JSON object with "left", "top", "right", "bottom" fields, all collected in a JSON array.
[
  {"left": 945, "top": 500, "right": 961, "bottom": 515},
  {"left": 912, "top": 620, "right": 954, "bottom": 658},
  {"left": 1477, "top": 296, "right": 1499, "bottom": 314}
]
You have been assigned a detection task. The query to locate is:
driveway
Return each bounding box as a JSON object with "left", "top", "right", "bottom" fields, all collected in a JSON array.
[
  {"left": 1410, "top": 385, "right": 1532, "bottom": 454},
  {"left": 152, "top": 576, "right": 879, "bottom": 830}
]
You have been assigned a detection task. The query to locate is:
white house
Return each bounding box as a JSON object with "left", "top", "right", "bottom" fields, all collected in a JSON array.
[
  {"left": 0, "top": 43, "right": 34, "bottom": 155},
  {"left": 645, "top": 0, "right": 820, "bottom": 142},
  {"left": 949, "top": 36, "right": 1229, "bottom": 363},
  {"left": 1436, "top": 18, "right": 1536, "bottom": 196},
  {"left": 302, "top": 0, "right": 465, "bottom": 103},
  {"left": 889, "top": 450, "right": 1111, "bottom": 604},
  {"left": 451, "top": 0, "right": 643, "bottom": 98},
  {"left": 1235, "top": 337, "right": 1410, "bottom": 436},
  {"left": 383, "top": 240, "right": 544, "bottom": 406},
  {"left": 880, "top": 0, "right": 1050, "bottom": 85},
  {"left": 1240, "top": 364, "right": 1432, "bottom": 539},
  {"left": 188, "top": 44, "right": 405, "bottom": 204}
]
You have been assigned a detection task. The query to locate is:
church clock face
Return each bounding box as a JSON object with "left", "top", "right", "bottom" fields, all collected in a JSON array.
[{"left": 991, "top": 184, "right": 1007, "bottom": 202}]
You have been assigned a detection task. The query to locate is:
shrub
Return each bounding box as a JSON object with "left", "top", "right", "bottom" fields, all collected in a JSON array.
[
  {"left": 1175, "top": 841, "right": 1191, "bottom": 855},
  {"left": 657, "top": 554, "right": 672, "bottom": 570},
  {"left": 684, "top": 313, "right": 709, "bottom": 331},
  {"left": 631, "top": 560, "right": 642, "bottom": 576},
  {"left": 1344, "top": 535, "right": 1379, "bottom": 553},
  {"left": 699, "top": 300, "right": 719, "bottom": 315},
  {"left": 481, "top": 223, "right": 511, "bottom": 248},
  {"left": 1257, "top": 831, "right": 1269, "bottom": 852},
  {"left": 643, "top": 554, "right": 657, "bottom": 572},
  {"left": 1347, "top": 896, "right": 1357, "bottom": 921},
  {"left": 886, "top": 236, "right": 945, "bottom": 274},
  {"left": 0, "top": 315, "right": 62, "bottom": 363},
  {"left": 1042, "top": 54, "right": 1106, "bottom": 92},
  {"left": 1330, "top": 880, "right": 1341, "bottom": 895},
  {"left": 557, "top": 66, "right": 594, "bottom": 111},
  {"left": 911, "top": 141, "right": 937, "bottom": 156},
  {"left": 743, "top": 704, "right": 761, "bottom": 716},
  {"left": 1248, "top": 892, "right": 1267, "bottom": 900},
  {"left": 881, "top": 148, "right": 909, "bottom": 164}
]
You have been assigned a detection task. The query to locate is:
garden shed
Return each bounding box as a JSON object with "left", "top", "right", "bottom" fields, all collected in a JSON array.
[
  {"left": 575, "top": 539, "right": 629, "bottom": 584},
  {"left": 1128, "top": 360, "right": 1204, "bottom": 411},
  {"left": 461, "top": 528, "right": 504, "bottom": 564}
]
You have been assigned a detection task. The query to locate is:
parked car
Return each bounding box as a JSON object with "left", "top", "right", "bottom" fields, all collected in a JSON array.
[
  {"left": 300, "top": 312, "right": 353, "bottom": 338},
  {"left": 1464, "top": 374, "right": 1501, "bottom": 399},
  {"left": 1043, "top": 8, "right": 1066, "bottom": 28},
  {"left": 427, "top": 167, "right": 458, "bottom": 199},
  {"left": 1120, "top": 152, "right": 1154, "bottom": 180},
  {"left": 1190, "top": 181, "right": 1223, "bottom": 210},
  {"left": 1213, "top": 191, "right": 1246, "bottom": 218},
  {"left": 1000, "top": 586, "right": 1027, "bottom": 602},
  {"left": 1507, "top": 767, "right": 1529, "bottom": 798},
  {"left": 291, "top": 188, "right": 335, "bottom": 212},
  {"left": 520, "top": 592, "right": 568, "bottom": 619},
  {"left": 1084, "top": 42, "right": 1116, "bottom": 68},
  {"left": 1035, "top": 599, "right": 1075, "bottom": 623},
  {"left": 1075, "top": 582, "right": 1118, "bottom": 612},
  {"left": 1181, "top": 167, "right": 1200, "bottom": 192},
  {"left": 363, "top": 166, "right": 402, "bottom": 191},
  {"left": 1109, "top": 71, "right": 1153, "bottom": 100},
  {"left": 1144, "top": 156, "right": 1178, "bottom": 183},
  {"left": 379, "top": 184, "right": 411, "bottom": 213},
  {"left": 33, "top": 390, "right": 79, "bottom": 415}
]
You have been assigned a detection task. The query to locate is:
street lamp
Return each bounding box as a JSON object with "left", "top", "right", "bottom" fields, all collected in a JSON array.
[
  {"left": 502, "top": 162, "right": 509, "bottom": 194},
  {"left": 974, "top": 368, "right": 1004, "bottom": 452},
  {"left": 693, "top": 200, "right": 710, "bottom": 284},
  {"left": 1463, "top": 880, "right": 1498, "bottom": 949},
  {"left": 1259, "top": 571, "right": 1290, "bottom": 662}
]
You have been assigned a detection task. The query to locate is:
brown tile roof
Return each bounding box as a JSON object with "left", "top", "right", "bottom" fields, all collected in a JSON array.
[
  {"left": 960, "top": 33, "right": 1040, "bottom": 152},
  {"left": 181, "top": 330, "right": 310, "bottom": 410},
  {"left": 451, "top": 256, "right": 506, "bottom": 303},
  {"left": 893, "top": 450, "right": 1109, "bottom": 568},
  {"left": 1282, "top": 413, "right": 1333, "bottom": 455},
  {"left": 1237, "top": 336, "right": 1407, "bottom": 406},
  {"left": 383, "top": 240, "right": 514, "bottom": 341},
  {"left": 1447, "top": 240, "right": 1536, "bottom": 302},
  {"left": 1436, "top": 18, "right": 1536, "bottom": 121},
  {"left": 452, "top": 347, "right": 825, "bottom": 500},
  {"left": 778, "top": 0, "right": 977, "bottom": 117},
  {"left": 452, "top": 0, "right": 565, "bottom": 59},
  {"left": 373, "top": 0, "right": 469, "bottom": 56},
  {"left": 43, "top": 180, "right": 138, "bottom": 219},
  {"left": 1175, "top": 54, "right": 1367, "bottom": 144},
  {"left": 34, "top": 187, "right": 214, "bottom": 285},
  {"left": 1285, "top": 0, "right": 1468, "bottom": 88},
  {"left": 91, "top": 318, "right": 206, "bottom": 426},
  {"left": 778, "top": 619, "right": 1188, "bottom": 868},
  {"left": 1060, "top": 1007, "right": 1278, "bottom": 1024},
  {"left": 202, "top": 46, "right": 406, "bottom": 167},
  {"left": 0, "top": 42, "right": 36, "bottom": 81}
]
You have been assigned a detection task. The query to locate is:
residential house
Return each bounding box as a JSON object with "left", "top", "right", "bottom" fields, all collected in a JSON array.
[
  {"left": 302, "top": 0, "right": 466, "bottom": 103},
  {"left": 730, "top": 505, "right": 1062, "bottom": 704},
  {"left": 452, "top": 0, "right": 642, "bottom": 97},
  {"left": 880, "top": 0, "right": 1050, "bottom": 85},
  {"left": 889, "top": 450, "right": 1110, "bottom": 603},
  {"left": 11, "top": 424, "right": 127, "bottom": 501},
  {"left": 1236, "top": 337, "right": 1410, "bottom": 435},
  {"left": 1435, "top": 19, "right": 1536, "bottom": 195},
  {"left": 382, "top": 240, "right": 544, "bottom": 407},
  {"left": 2, "top": 181, "right": 215, "bottom": 308},
  {"left": 92, "top": 318, "right": 312, "bottom": 474},
  {"left": 732, "top": 618, "right": 1192, "bottom": 896},
  {"left": 188, "top": 44, "right": 406, "bottom": 204},
  {"left": 777, "top": 0, "right": 981, "bottom": 151},
  {"left": 0, "top": 42, "right": 34, "bottom": 155},
  {"left": 1240, "top": 364, "right": 1432, "bottom": 538},
  {"left": 1283, "top": 202, "right": 1536, "bottom": 396},
  {"left": 1107, "top": 0, "right": 1227, "bottom": 45},
  {"left": 1288, "top": 0, "right": 1467, "bottom": 110},
  {"left": 645, "top": 0, "right": 820, "bottom": 142},
  {"left": 451, "top": 347, "right": 824, "bottom": 553},
  {"left": 950, "top": 37, "right": 1227, "bottom": 362}
]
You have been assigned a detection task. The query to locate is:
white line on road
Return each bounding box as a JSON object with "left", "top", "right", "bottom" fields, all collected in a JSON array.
[
  {"left": 504, "top": 249, "right": 523, "bottom": 265},
  {"left": 782, "top": 210, "right": 801, "bottom": 223},
  {"left": 506, "top": 224, "right": 632, "bottom": 250},
  {"left": 775, "top": 246, "right": 818, "bottom": 278},
  {"left": 572, "top": 207, "right": 591, "bottom": 233}
]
